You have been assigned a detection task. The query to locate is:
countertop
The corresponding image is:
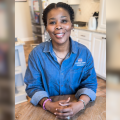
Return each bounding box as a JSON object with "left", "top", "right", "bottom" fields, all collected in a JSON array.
[
  {"left": 15, "top": 95, "right": 106, "bottom": 120},
  {"left": 74, "top": 26, "right": 106, "bottom": 34}
]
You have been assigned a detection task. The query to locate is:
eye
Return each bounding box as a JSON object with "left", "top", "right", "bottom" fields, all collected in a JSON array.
[
  {"left": 62, "top": 20, "right": 67, "bottom": 23},
  {"left": 50, "top": 21, "right": 56, "bottom": 24}
]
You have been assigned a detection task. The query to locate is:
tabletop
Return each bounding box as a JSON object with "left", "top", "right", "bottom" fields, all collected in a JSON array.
[{"left": 15, "top": 95, "right": 106, "bottom": 120}]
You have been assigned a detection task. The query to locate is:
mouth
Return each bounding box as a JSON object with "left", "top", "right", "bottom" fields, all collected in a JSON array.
[{"left": 54, "top": 33, "right": 65, "bottom": 38}]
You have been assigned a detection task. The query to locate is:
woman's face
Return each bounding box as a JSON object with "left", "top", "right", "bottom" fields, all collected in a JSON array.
[{"left": 46, "top": 8, "right": 73, "bottom": 45}]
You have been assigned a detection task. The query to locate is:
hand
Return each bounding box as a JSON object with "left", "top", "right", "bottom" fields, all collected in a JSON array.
[
  {"left": 54, "top": 101, "right": 84, "bottom": 119},
  {"left": 45, "top": 97, "right": 70, "bottom": 114}
]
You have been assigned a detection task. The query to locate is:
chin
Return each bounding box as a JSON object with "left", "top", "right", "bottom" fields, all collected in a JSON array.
[{"left": 55, "top": 38, "right": 69, "bottom": 45}]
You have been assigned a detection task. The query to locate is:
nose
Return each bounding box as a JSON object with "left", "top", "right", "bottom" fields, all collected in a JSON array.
[{"left": 55, "top": 22, "right": 63, "bottom": 30}]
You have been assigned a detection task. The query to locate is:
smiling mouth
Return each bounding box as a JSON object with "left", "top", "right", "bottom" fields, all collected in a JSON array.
[{"left": 54, "top": 33, "right": 65, "bottom": 38}]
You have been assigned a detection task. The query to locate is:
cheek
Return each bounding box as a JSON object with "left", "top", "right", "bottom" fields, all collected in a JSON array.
[
  {"left": 46, "top": 26, "right": 54, "bottom": 33},
  {"left": 64, "top": 24, "right": 73, "bottom": 31}
]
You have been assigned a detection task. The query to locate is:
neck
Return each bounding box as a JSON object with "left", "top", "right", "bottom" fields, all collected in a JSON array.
[{"left": 52, "top": 39, "right": 70, "bottom": 53}]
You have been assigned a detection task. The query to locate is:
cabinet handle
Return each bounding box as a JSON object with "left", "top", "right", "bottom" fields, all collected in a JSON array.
[
  {"left": 102, "top": 37, "right": 106, "bottom": 39},
  {"left": 81, "top": 35, "right": 85, "bottom": 37}
]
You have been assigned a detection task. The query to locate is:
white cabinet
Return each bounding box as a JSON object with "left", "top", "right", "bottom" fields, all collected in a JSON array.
[
  {"left": 48, "top": 0, "right": 79, "bottom": 5},
  {"left": 67, "top": 0, "right": 80, "bottom": 5},
  {"left": 91, "top": 33, "right": 106, "bottom": 79},
  {"left": 71, "top": 29, "right": 78, "bottom": 42},
  {"left": 78, "top": 39, "right": 91, "bottom": 51},
  {"left": 77, "top": 30, "right": 92, "bottom": 52},
  {"left": 100, "top": 38, "right": 106, "bottom": 78},
  {"left": 48, "top": 0, "right": 67, "bottom": 4},
  {"left": 97, "top": 0, "right": 106, "bottom": 31}
]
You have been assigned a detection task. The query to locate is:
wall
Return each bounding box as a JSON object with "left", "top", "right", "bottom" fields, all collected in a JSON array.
[
  {"left": 15, "top": 1, "right": 33, "bottom": 41},
  {"left": 71, "top": 0, "right": 100, "bottom": 22},
  {"left": 106, "top": 0, "right": 120, "bottom": 21}
]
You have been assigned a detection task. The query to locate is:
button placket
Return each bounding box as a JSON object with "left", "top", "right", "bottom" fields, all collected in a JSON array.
[{"left": 60, "top": 71, "right": 64, "bottom": 95}]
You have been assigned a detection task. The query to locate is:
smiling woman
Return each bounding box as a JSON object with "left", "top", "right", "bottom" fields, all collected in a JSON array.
[{"left": 24, "top": 2, "right": 97, "bottom": 120}]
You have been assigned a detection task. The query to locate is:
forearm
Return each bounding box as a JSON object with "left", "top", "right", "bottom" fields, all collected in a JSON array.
[
  {"left": 39, "top": 97, "right": 48, "bottom": 106},
  {"left": 79, "top": 94, "right": 90, "bottom": 106},
  {"left": 76, "top": 95, "right": 90, "bottom": 111}
]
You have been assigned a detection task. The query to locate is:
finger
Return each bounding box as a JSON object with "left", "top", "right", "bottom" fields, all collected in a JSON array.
[
  {"left": 54, "top": 111, "right": 73, "bottom": 117},
  {"left": 59, "top": 97, "right": 70, "bottom": 104},
  {"left": 56, "top": 116, "right": 72, "bottom": 120},
  {"left": 56, "top": 106, "right": 72, "bottom": 113},
  {"left": 59, "top": 102, "right": 70, "bottom": 106}
]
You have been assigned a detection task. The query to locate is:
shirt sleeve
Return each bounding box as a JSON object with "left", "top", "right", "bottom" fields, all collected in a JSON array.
[
  {"left": 75, "top": 49, "right": 98, "bottom": 101},
  {"left": 24, "top": 50, "right": 49, "bottom": 106}
]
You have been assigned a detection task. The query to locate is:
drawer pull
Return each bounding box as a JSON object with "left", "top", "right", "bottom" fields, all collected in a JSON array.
[
  {"left": 81, "top": 35, "right": 85, "bottom": 37},
  {"left": 102, "top": 37, "right": 106, "bottom": 39}
]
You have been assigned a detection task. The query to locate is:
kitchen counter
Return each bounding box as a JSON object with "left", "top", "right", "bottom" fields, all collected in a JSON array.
[
  {"left": 15, "top": 95, "right": 106, "bottom": 120},
  {"left": 74, "top": 26, "right": 106, "bottom": 34}
]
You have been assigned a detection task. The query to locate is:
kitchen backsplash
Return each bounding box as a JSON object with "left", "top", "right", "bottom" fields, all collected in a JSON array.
[{"left": 71, "top": 0, "right": 100, "bottom": 22}]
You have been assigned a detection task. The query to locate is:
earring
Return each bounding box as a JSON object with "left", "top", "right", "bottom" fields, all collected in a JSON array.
[{"left": 45, "top": 30, "right": 48, "bottom": 35}]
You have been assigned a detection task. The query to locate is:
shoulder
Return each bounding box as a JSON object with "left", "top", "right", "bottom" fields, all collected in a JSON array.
[{"left": 73, "top": 40, "right": 90, "bottom": 53}]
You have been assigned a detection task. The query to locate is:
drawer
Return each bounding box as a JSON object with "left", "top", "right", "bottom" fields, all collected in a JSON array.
[{"left": 78, "top": 30, "right": 92, "bottom": 41}]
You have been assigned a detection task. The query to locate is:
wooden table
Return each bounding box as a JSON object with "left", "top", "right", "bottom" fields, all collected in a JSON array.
[{"left": 15, "top": 95, "right": 106, "bottom": 120}]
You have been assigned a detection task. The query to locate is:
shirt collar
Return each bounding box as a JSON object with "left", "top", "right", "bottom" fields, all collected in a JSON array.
[
  {"left": 43, "top": 40, "right": 53, "bottom": 53},
  {"left": 43, "top": 37, "right": 78, "bottom": 54},
  {"left": 70, "top": 37, "right": 78, "bottom": 54}
]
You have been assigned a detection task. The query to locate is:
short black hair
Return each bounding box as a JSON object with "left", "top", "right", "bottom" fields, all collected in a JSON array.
[{"left": 42, "top": 2, "right": 74, "bottom": 28}]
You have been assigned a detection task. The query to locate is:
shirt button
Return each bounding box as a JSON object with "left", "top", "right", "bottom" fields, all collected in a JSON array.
[
  {"left": 61, "top": 73, "right": 63, "bottom": 75},
  {"left": 61, "top": 85, "right": 63, "bottom": 87}
]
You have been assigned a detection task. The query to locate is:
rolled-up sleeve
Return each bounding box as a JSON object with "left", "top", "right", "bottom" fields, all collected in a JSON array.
[
  {"left": 75, "top": 49, "right": 97, "bottom": 101},
  {"left": 24, "top": 50, "right": 49, "bottom": 106}
]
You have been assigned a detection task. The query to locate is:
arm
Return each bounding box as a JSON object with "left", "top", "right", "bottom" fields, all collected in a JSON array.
[
  {"left": 24, "top": 50, "right": 70, "bottom": 112},
  {"left": 24, "top": 50, "right": 49, "bottom": 106},
  {"left": 75, "top": 49, "right": 97, "bottom": 101}
]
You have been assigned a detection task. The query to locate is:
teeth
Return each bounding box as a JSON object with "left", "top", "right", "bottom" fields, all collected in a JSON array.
[{"left": 56, "top": 33, "right": 64, "bottom": 35}]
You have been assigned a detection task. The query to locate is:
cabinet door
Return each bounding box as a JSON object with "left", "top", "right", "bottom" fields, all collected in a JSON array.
[
  {"left": 97, "top": 0, "right": 106, "bottom": 31},
  {"left": 78, "top": 39, "right": 91, "bottom": 52},
  {"left": 100, "top": 38, "right": 106, "bottom": 79},
  {"left": 71, "top": 29, "right": 78, "bottom": 38},
  {"left": 91, "top": 33, "right": 106, "bottom": 77},
  {"left": 62, "top": 0, "right": 68, "bottom": 3},
  {"left": 68, "top": 0, "right": 80, "bottom": 4},
  {"left": 48, "top": 0, "right": 58, "bottom": 4},
  {"left": 71, "top": 36, "right": 78, "bottom": 42},
  {"left": 48, "top": 0, "right": 67, "bottom": 4}
]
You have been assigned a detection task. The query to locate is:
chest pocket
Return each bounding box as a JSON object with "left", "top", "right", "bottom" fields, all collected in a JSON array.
[
  {"left": 69, "top": 66, "right": 84, "bottom": 93},
  {"left": 70, "top": 66, "right": 84, "bottom": 85}
]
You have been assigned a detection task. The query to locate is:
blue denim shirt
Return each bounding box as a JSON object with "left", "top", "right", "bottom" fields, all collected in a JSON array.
[{"left": 24, "top": 37, "right": 97, "bottom": 106}]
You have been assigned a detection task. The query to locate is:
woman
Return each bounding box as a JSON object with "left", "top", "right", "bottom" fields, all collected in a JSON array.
[{"left": 24, "top": 2, "right": 97, "bottom": 119}]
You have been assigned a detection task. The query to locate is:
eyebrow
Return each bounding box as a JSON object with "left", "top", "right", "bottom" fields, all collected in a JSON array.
[{"left": 49, "top": 16, "right": 67, "bottom": 20}]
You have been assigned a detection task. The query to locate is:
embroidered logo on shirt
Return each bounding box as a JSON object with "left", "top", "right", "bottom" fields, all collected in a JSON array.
[
  {"left": 75, "top": 58, "right": 86, "bottom": 66},
  {"left": 78, "top": 58, "right": 82, "bottom": 62}
]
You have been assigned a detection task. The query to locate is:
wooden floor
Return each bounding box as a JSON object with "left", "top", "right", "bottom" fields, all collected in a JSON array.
[{"left": 23, "top": 40, "right": 106, "bottom": 97}]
